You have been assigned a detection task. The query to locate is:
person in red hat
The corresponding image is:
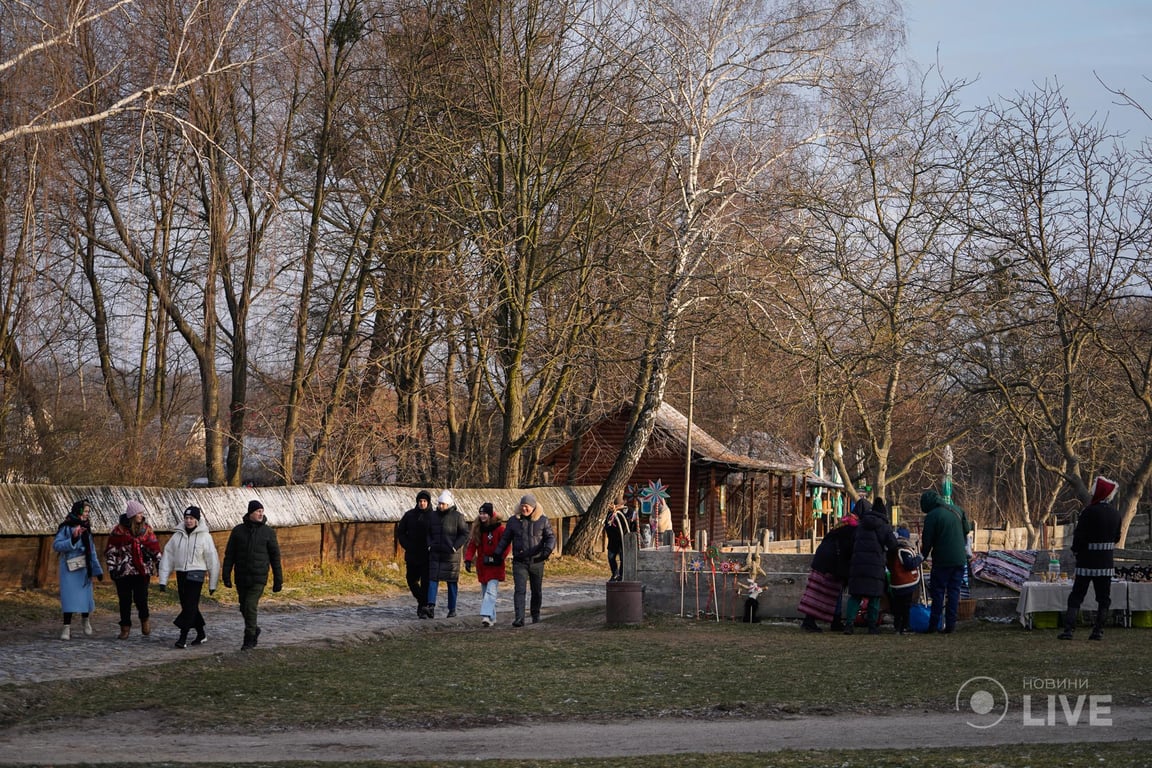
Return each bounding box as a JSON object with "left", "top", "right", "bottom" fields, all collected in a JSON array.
[{"left": 1059, "top": 476, "right": 1124, "bottom": 641}]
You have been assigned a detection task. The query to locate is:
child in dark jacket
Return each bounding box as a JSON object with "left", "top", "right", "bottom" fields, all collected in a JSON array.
[{"left": 888, "top": 526, "right": 925, "bottom": 635}]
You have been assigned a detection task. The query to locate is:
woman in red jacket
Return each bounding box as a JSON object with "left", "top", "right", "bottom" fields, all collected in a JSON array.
[
  {"left": 464, "top": 502, "right": 506, "bottom": 627},
  {"left": 104, "top": 500, "right": 161, "bottom": 639}
]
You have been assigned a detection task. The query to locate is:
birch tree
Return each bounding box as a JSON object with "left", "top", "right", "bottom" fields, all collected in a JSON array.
[{"left": 566, "top": 0, "right": 894, "bottom": 556}]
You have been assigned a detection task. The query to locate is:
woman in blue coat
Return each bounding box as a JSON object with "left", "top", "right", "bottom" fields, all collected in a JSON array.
[{"left": 52, "top": 499, "right": 104, "bottom": 640}]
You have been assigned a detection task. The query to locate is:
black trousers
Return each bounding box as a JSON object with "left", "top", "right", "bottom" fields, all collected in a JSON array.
[
  {"left": 607, "top": 548, "right": 623, "bottom": 580},
  {"left": 114, "top": 575, "right": 151, "bottom": 627},
  {"left": 174, "top": 571, "right": 206, "bottom": 632},
  {"left": 405, "top": 559, "right": 429, "bottom": 606},
  {"left": 1064, "top": 574, "right": 1112, "bottom": 631},
  {"left": 512, "top": 560, "right": 545, "bottom": 622}
]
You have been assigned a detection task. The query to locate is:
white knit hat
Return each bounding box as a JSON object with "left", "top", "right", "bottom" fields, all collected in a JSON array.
[{"left": 437, "top": 491, "right": 455, "bottom": 507}]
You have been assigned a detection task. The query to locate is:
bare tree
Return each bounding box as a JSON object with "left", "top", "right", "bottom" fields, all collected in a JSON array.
[
  {"left": 566, "top": 0, "right": 895, "bottom": 556},
  {"left": 0, "top": 0, "right": 258, "bottom": 146},
  {"left": 958, "top": 85, "right": 1152, "bottom": 544}
]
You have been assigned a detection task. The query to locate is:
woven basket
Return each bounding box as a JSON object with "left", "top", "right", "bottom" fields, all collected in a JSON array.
[{"left": 958, "top": 598, "right": 977, "bottom": 621}]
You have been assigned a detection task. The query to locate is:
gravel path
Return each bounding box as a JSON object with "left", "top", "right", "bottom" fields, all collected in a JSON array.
[{"left": 0, "top": 579, "right": 606, "bottom": 686}]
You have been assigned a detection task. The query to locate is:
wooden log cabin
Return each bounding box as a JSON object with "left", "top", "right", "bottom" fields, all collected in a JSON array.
[{"left": 539, "top": 402, "right": 814, "bottom": 545}]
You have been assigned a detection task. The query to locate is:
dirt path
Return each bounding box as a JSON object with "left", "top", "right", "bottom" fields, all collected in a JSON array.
[{"left": 2, "top": 708, "right": 1151, "bottom": 763}]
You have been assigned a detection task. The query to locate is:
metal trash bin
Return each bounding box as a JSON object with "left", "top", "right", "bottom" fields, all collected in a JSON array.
[{"left": 605, "top": 580, "right": 644, "bottom": 625}]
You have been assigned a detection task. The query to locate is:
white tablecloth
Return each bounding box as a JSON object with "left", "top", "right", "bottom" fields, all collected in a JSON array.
[
  {"left": 1016, "top": 581, "right": 1129, "bottom": 628},
  {"left": 1128, "top": 582, "right": 1152, "bottom": 612}
]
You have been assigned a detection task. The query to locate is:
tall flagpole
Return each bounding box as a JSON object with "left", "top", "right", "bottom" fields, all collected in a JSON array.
[{"left": 683, "top": 337, "right": 696, "bottom": 544}]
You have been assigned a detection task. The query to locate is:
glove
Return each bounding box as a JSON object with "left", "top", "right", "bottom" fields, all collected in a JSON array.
[
  {"left": 272, "top": 581, "right": 283, "bottom": 593},
  {"left": 465, "top": 560, "right": 473, "bottom": 573},
  {"left": 97, "top": 574, "right": 104, "bottom": 582},
  {"left": 158, "top": 583, "right": 167, "bottom": 592},
  {"left": 209, "top": 589, "right": 216, "bottom": 596},
  {"left": 222, "top": 578, "right": 232, "bottom": 589}
]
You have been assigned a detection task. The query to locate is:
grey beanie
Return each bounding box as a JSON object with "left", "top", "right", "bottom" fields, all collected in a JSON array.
[{"left": 519, "top": 493, "right": 537, "bottom": 508}]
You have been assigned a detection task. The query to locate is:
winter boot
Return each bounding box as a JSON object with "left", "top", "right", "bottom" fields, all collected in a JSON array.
[
  {"left": 59, "top": 625, "right": 71, "bottom": 641},
  {"left": 175, "top": 631, "right": 189, "bottom": 649},
  {"left": 82, "top": 617, "right": 94, "bottom": 636},
  {"left": 241, "top": 632, "right": 256, "bottom": 651},
  {"left": 426, "top": 605, "right": 435, "bottom": 619},
  {"left": 800, "top": 617, "right": 822, "bottom": 633},
  {"left": 1089, "top": 627, "right": 1104, "bottom": 641},
  {"left": 829, "top": 618, "right": 845, "bottom": 632},
  {"left": 118, "top": 625, "right": 131, "bottom": 640},
  {"left": 191, "top": 630, "right": 208, "bottom": 646},
  {"left": 141, "top": 618, "right": 151, "bottom": 636}
]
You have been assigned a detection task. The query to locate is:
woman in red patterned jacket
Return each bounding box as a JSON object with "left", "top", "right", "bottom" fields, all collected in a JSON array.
[{"left": 104, "top": 500, "right": 161, "bottom": 639}]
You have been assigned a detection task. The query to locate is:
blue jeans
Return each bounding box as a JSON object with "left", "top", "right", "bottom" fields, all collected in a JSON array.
[
  {"left": 928, "top": 565, "right": 965, "bottom": 632},
  {"left": 480, "top": 579, "right": 500, "bottom": 621},
  {"left": 426, "top": 581, "right": 458, "bottom": 613}
]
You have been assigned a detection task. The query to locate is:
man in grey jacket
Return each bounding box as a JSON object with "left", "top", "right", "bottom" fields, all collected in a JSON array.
[{"left": 497, "top": 494, "right": 556, "bottom": 627}]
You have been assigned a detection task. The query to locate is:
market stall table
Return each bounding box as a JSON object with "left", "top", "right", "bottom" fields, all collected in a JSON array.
[{"left": 1016, "top": 580, "right": 1129, "bottom": 629}]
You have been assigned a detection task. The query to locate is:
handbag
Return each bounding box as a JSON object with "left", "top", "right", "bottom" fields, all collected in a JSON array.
[
  {"left": 65, "top": 555, "right": 86, "bottom": 572},
  {"left": 183, "top": 569, "right": 206, "bottom": 583}
]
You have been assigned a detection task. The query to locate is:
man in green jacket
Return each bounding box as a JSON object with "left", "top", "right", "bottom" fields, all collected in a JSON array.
[
  {"left": 920, "top": 489, "right": 972, "bottom": 634},
  {"left": 222, "top": 500, "right": 283, "bottom": 650}
]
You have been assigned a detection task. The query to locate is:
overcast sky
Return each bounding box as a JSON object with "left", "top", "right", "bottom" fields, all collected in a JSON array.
[{"left": 902, "top": 0, "right": 1151, "bottom": 147}]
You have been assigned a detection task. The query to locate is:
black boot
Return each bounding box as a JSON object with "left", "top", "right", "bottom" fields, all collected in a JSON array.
[
  {"left": 241, "top": 632, "right": 256, "bottom": 651},
  {"left": 801, "top": 617, "right": 822, "bottom": 633},
  {"left": 829, "top": 618, "right": 845, "bottom": 632},
  {"left": 174, "top": 630, "right": 189, "bottom": 649},
  {"left": 427, "top": 605, "right": 435, "bottom": 619}
]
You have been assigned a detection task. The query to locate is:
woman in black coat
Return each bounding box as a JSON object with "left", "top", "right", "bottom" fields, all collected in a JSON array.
[
  {"left": 843, "top": 498, "right": 898, "bottom": 634},
  {"left": 426, "top": 491, "right": 469, "bottom": 618}
]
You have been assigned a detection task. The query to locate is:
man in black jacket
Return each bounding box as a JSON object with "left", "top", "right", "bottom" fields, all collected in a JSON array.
[
  {"left": 1059, "top": 476, "right": 1124, "bottom": 641},
  {"left": 498, "top": 493, "right": 556, "bottom": 627},
  {"left": 396, "top": 490, "right": 433, "bottom": 618},
  {"left": 222, "top": 500, "right": 283, "bottom": 650}
]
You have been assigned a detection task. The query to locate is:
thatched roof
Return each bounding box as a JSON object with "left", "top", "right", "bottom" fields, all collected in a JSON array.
[
  {"left": 0, "top": 484, "right": 598, "bottom": 536},
  {"left": 651, "top": 402, "right": 811, "bottom": 474}
]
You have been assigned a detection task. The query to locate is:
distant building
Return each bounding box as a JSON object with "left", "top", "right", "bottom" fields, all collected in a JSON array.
[{"left": 539, "top": 402, "right": 813, "bottom": 544}]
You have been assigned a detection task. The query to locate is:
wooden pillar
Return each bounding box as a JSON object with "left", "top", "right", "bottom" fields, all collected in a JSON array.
[{"left": 621, "top": 531, "right": 640, "bottom": 581}]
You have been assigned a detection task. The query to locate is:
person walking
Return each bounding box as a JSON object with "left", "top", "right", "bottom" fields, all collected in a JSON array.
[
  {"left": 396, "top": 490, "right": 433, "bottom": 618},
  {"left": 920, "top": 488, "right": 973, "bottom": 634},
  {"left": 1059, "top": 476, "right": 1124, "bottom": 641},
  {"left": 52, "top": 499, "right": 104, "bottom": 640},
  {"left": 426, "top": 491, "right": 468, "bottom": 619},
  {"left": 221, "top": 500, "right": 283, "bottom": 650},
  {"left": 842, "top": 497, "right": 898, "bottom": 635},
  {"left": 104, "top": 500, "right": 161, "bottom": 640},
  {"left": 797, "top": 510, "right": 857, "bottom": 632},
  {"left": 464, "top": 502, "right": 506, "bottom": 627},
  {"left": 497, "top": 493, "right": 557, "bottom": 627},
  {"left": 603, "top": 496, "right": 633, "bottom": 582},
  {"left": 158, "top": 506, "right": 221, "bottom": 648}
]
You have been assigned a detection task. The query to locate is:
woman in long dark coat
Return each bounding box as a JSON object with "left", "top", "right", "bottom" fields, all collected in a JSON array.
[
  {"left": 426, "top": 491, "right": 469, "bottom": 618},
  {"left": 843, "top": 498, "right": 898, "bottom": 635}
]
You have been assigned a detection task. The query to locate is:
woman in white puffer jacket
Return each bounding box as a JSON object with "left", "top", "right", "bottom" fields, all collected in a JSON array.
[{"left": 158, "top": 506, "right": 221, "bottom": 648}]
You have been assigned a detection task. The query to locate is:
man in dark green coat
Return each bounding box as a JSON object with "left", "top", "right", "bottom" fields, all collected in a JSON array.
[
  {"left": 920, "top": 489, "right": 972, "bottom": 634},
  {"left": 222, "top": 500, "right": 283, "bottom": 650}
]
